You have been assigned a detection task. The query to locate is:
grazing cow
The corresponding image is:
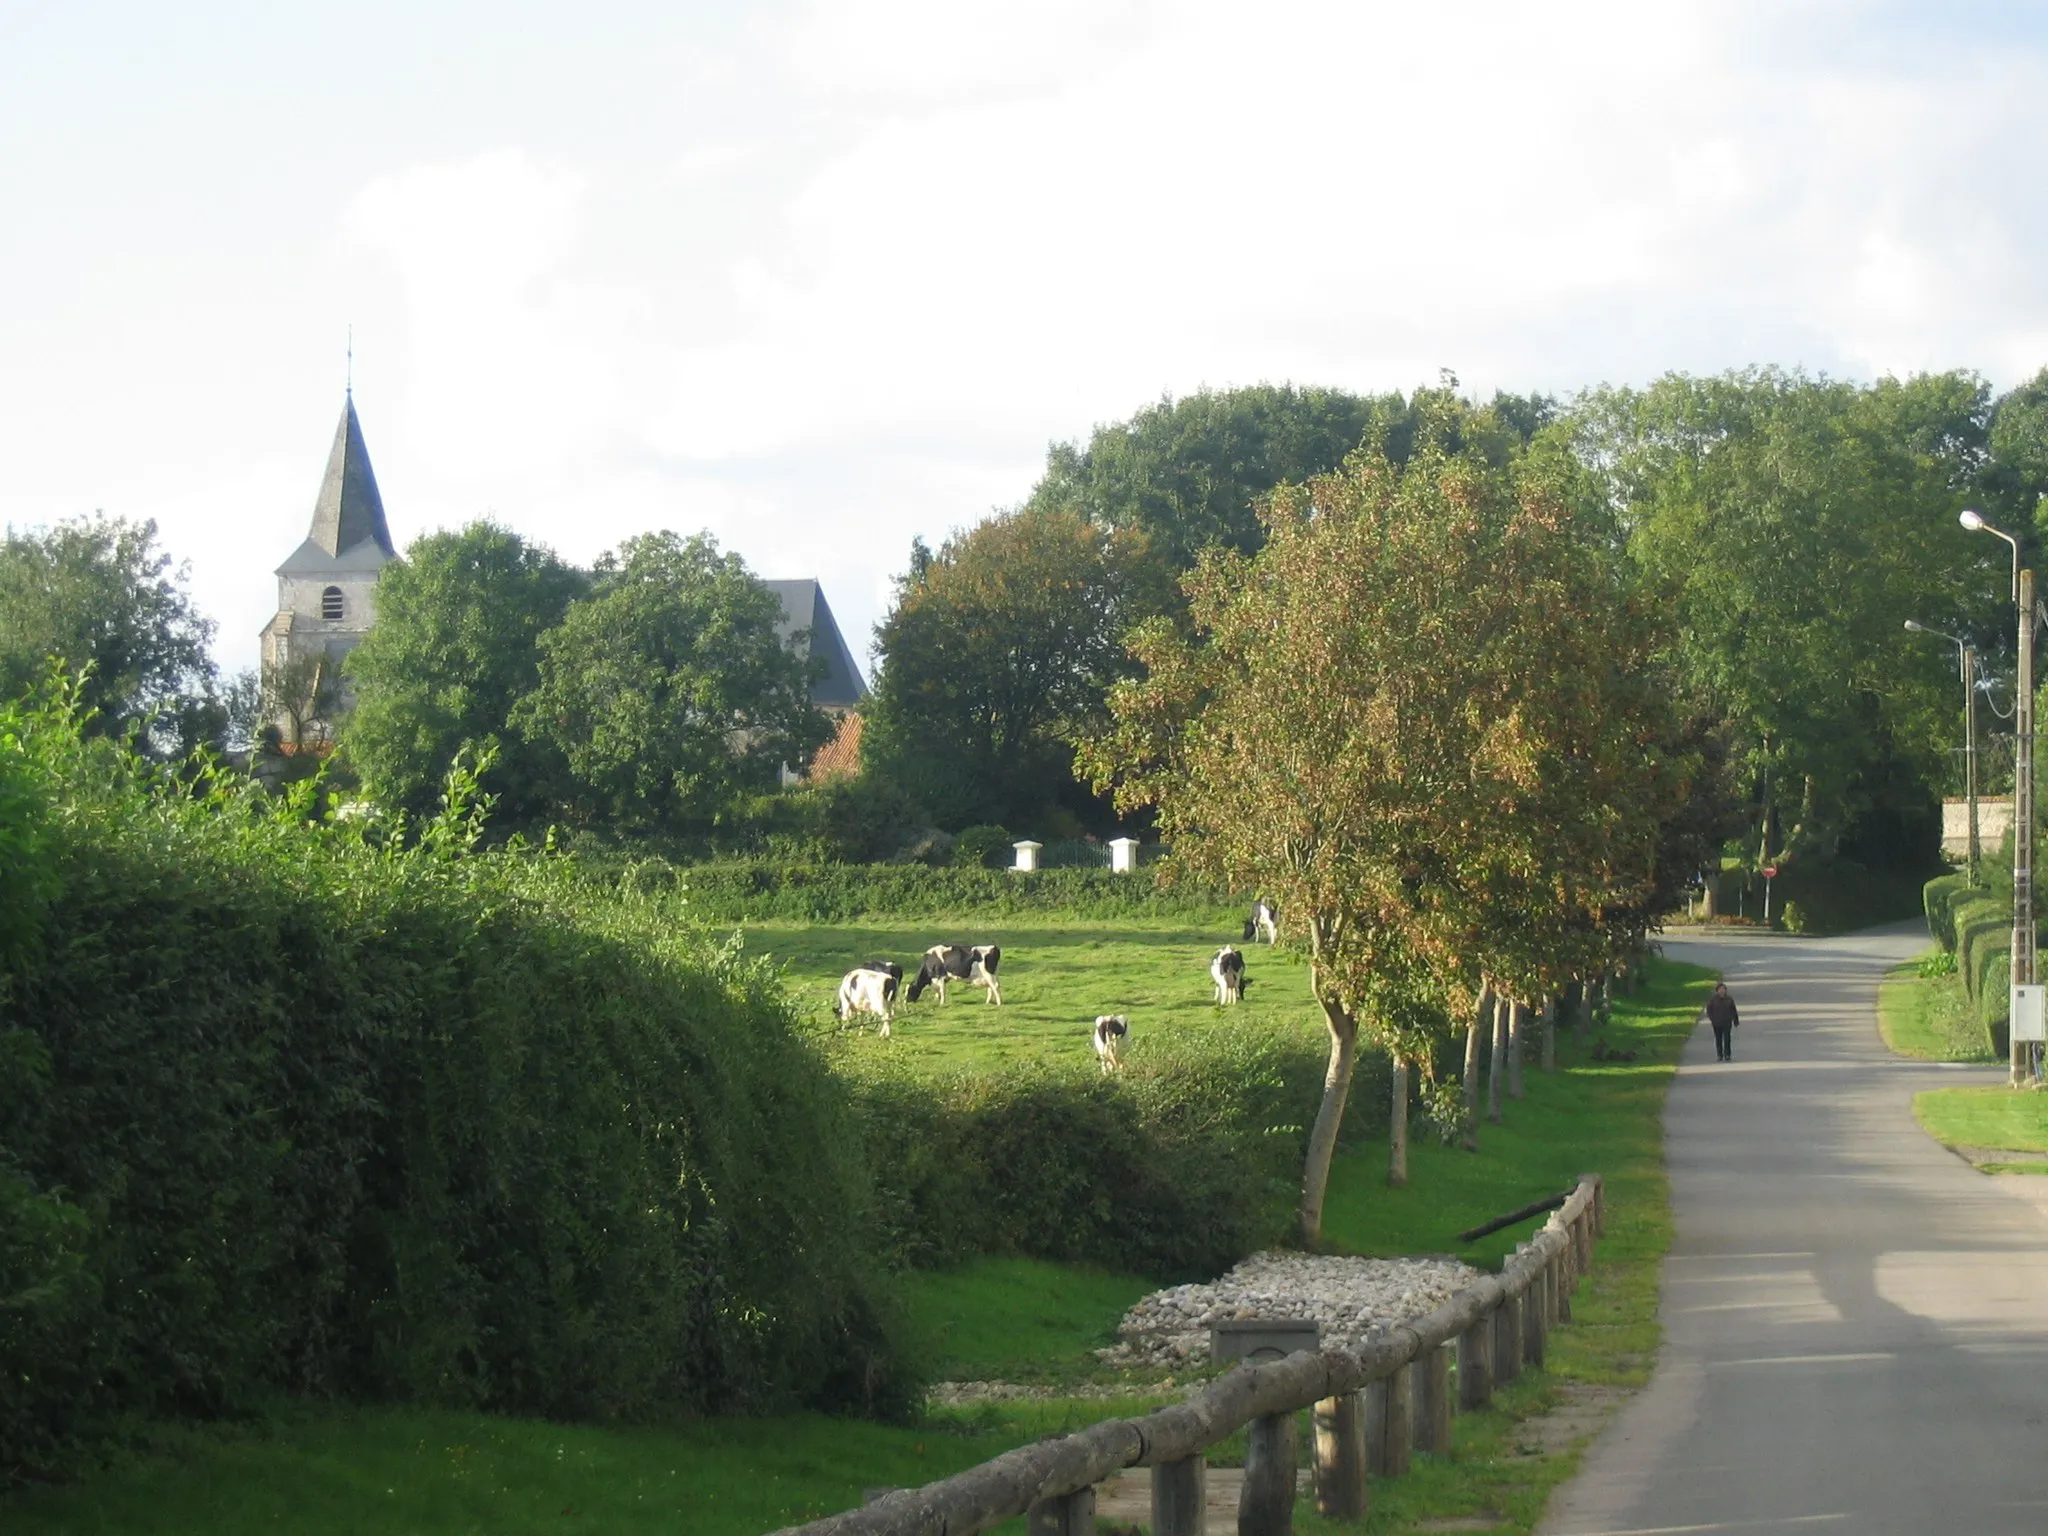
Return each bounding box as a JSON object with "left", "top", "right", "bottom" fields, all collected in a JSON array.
[
  {"left": 907, "top": 943, "right": 1003, "bottom": 1005},
  {"left": 1242, "top": 897, "right": 1280, "bottom": 945},
  {"left": 1211, "top": 945, "right": 1248, "bottom": 1005},
  {"left": 1092, "top": 1014, "right": 1129, "bottom": 1073},
  {"left": 838, "top": 962, "right": 900, "bottom": 1036}
]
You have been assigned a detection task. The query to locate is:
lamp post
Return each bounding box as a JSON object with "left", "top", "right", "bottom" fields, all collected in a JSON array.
[
  {"left": 1904, "top": 620, "right": 1980, "bottom": 883},
  {"left": 1960, "top": 508, "right": 2032, "bottom": 1086}
]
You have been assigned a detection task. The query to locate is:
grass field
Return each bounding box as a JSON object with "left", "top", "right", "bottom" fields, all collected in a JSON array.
[
  {"left": 752, "top": 916, "right": 1322, "bottom": 1072},
  {"left": 0, "top": 931, "right": 1715, "bottom": 1536},
  {"left": 1877, "top": 952, "right": 1995, "bottom": 1062}
]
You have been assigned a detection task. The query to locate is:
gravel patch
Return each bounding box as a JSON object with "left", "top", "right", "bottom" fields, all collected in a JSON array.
[{"left": 1095, "top": 1251, "right": 1484, "bottom": 1369}]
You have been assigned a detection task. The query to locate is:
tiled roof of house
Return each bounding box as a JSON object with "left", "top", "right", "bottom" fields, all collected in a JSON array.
[{"left": 807, "top": 709, "right": 864, "bottom": 781}]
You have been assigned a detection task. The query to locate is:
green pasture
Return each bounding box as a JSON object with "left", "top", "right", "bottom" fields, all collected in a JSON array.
[
  {"left": 751, "top": 916, "right": 1322, "bottom": 1072},
  {"left": 1, "top": 937, "right": 1714, "bottom": 1536},
  {"left": 1877, "top": 952, "right": 1996, "bottom": 1063}
]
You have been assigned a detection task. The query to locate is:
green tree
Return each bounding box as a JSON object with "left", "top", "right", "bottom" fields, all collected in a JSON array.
[
  {"left": 1029, "top": 380, "right": 1555, "bottom": 569},
  {"left": 0, "top": 514, "right": 218, "bottom": 753},
  {"left": 863, "top": 507, "right": 1172, "bottom": 831},
  {"left": 342, "top": 521, "right": 586, "bottom": 824},
  {"left": 1082, "top": 398, "right": 1652, "bottom": 1240},
  {"left": 511, "top": 531, "right": 827, "bottom": 834},
  {"left": 1579, "top": 369, "right": 1986, "bottom": 871}
]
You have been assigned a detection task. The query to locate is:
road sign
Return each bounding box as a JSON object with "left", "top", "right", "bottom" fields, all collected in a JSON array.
[{"left": 1762, "top": 865, "right": 1778, "bottom": 879}]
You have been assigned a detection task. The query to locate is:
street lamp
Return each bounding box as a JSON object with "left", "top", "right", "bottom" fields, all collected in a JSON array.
[
  {"left": 1905, "top": 619, "right": 1981, "bottom": 883},
  {"left": 1960, "top": 508, "right": 2034, "bottom": 1086}
]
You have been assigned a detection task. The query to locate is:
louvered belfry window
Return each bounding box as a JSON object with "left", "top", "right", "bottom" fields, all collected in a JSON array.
[{"left": 321, "top": 586, "right": 344, "bottom": 621}]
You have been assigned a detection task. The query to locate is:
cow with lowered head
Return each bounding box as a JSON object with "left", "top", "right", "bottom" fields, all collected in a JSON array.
[
  {"left": 1092, "top": 1014, "right": 1129, "bottom": 1073},
  {"left": 907, "top": 943, "right": 1002, "bottom": 1005},
  {"left": 1243, "top": 897, "right": 1279, "bottom": 945}
]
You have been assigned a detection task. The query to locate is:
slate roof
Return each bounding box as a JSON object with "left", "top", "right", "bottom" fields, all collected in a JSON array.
[
  {"left": 764, "top": 578, "right": 868, "bottom": 708},
  {"left": 276, "top": 394, "right": 396, "bottom": 575}
]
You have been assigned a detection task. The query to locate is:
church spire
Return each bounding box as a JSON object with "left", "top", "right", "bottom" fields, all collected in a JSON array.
[{"left": 306, "top": 394, "right": 395, "bottom": 559}]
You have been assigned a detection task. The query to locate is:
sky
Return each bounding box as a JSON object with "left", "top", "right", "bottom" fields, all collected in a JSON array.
[{"left": 5, "top": 0, "right": 2048, "bottom": 683}]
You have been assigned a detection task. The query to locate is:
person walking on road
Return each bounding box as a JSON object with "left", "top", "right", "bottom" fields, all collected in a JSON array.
[{"left": 1705, "top": 981, "right": 1740, "bottom": 1061}]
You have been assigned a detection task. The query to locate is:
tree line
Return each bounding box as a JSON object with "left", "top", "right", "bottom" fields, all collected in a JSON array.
[{"left": 10, "top": 366, "right": 2032, "bottom": 879}]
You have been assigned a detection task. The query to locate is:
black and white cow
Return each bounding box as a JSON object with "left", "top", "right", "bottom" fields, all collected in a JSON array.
[
  {"left": 1092, "top": 1014, "right": 1129, "bottom": 1073},
  {"left": 1242, "top": 897, "right": 1279, "bottom": 946},
  {"left": 907, "top": 943, "right": 1003, "bottom": 1006},
  {"left": 838, "top": 960, "right": 902, "bottom": 1036},
  {"left": 1211, "top": 945, "right": 1248, "bottom": 1005}
]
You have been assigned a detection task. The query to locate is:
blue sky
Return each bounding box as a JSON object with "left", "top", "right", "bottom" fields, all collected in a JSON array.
[{"left": 5, "top": 0, "right": 2048, "bottom": 680}]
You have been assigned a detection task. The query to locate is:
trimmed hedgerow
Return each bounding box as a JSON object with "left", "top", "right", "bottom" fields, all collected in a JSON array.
[
  {"left": 630, "top": 858, "right": 1240, "bottom": 923},
  {"left": 1924, "top": 872, "right": 1977, "bottom": 951},
  {"left": 0, "top": 695, "right": 912, "bottom": 1485}
]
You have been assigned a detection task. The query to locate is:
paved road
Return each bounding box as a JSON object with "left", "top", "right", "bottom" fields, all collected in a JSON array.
[{"left": 1541, "top": 922, "right": 2048, "bottom": 1536}]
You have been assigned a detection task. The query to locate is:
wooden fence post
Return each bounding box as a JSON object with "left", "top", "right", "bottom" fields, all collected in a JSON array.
[
  {"left": 1413, "top": 1345, "right": 1452, "bottom": 1454},
  {"left": 1026, "top": 1486, "right": 1095, "bottom": 1535},
  {"left": 1314, "top": 1392, "right": 1368, "bottom": 1521},
  {"left": 1458, "top": 1312, "right": 1493, "bottom": 1411},
  {"left": 1363, "top": 1371, "right": 1411, "bottom": 1478},
  {"left": 1524, "top": 1275, "right": 1547, "bottom": 1370},
  {"left": 1241, "top": 1411, "right": 1298, "bottom": 1536},
  {"left": 1152, "top": 1455, "right": 1206, "bottom": 1536},
  {"left": 1495, "top": 1283, "right": 1523, "bottom": 1386}
]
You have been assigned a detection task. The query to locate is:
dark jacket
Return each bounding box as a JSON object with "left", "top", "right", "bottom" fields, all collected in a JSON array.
[{"left": 1705, "top": 992, "right": 1739, "bottom": 1028}]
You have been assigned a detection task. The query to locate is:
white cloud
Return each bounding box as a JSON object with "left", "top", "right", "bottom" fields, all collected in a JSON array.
[{"left": 10, "top": 2, "right": 2048, "bottom": 678}]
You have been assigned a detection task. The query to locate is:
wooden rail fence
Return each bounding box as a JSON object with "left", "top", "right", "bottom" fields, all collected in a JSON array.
[{"left": 771, "top": 1173, "right": 1606, "bottom": 1536}]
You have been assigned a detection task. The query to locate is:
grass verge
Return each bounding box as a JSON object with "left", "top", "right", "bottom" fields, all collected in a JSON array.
[
  {"left": 0, "top": 952, "right": 1713, "bottom": 1536},
  {"left": 1913, "top": 1085, "right": 2048, "bottom": 1173},
  {"left": 1877, "top": 953, "right": 1994, "bottom": 1062}
]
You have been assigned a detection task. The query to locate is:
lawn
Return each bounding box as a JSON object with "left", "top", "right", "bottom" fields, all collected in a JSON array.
[
  {"left": 1914, "top": 1085, "right": 2048, "bottom": 1162},
  {"left": 0, "top": 934, "right": 1714, "bottom": 1536},
  {"left": 1877, "top": 951, "right": 1995, "bottom": 1062}
]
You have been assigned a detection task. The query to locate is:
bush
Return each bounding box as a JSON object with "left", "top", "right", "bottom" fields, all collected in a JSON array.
[
  {"left": 1764, "top": 857, "right": 1930, "bottom": 935},
  {"left": 664, "top": 859, "right": 1237, "bottom": 923},
  {"left": 842, "top": 1020, "right": 1371, "bottom": 1278},
  {"left": 952, "top": 824, "right": 1014, "bottom": 869},
  {"left": 0, "top": 695, "right": 913, "bottom": 1485},
  {"left": 1924, "top": 873, "right": 1978, "bottom": 951}
]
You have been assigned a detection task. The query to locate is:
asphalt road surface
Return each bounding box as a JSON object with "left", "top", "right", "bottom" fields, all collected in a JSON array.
[{"left": 1541, "top": 921, "right": 2048, "bottom": 1536}]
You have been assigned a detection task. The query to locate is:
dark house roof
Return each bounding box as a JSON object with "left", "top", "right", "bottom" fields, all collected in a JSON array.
[
  {"left": 277, "top": 394, "right": 397, "bottom": 575},
  {"left": 765, "top": 578, "right": 868, "bottom": 708}
]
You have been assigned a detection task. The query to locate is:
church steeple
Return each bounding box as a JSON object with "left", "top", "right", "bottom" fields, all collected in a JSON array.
[{"left": 305, "top": 394, "right": 396, "bottom": 559}]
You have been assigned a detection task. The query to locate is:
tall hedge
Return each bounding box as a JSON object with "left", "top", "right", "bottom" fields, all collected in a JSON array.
[{"left": 0, "top": 698, "right": 910, "bottom": 1484}]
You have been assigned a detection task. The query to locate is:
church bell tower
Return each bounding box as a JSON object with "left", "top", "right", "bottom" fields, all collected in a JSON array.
[{"left": 259, "top": 392, "right": 398, "bottom": 743}]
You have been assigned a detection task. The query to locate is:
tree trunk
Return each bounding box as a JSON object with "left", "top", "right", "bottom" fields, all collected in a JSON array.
[
  {"left": 1540, "top": 995, "right": 1557, "bottom": 1073},
  {"left": 1300, "top": 983, "right": 1360, "bottom": 1248},
  {"left": 1486, "top": 992, "right": 1506, "bottom": 1124},
  {"left": 1565, "top": 979, "right": 1587, "bottom": 1041},
  {"left": 1461, "top": 993, "right": 1486, "bottom": 1151},
  {"left": 1508, "top": 1000, "right": 1526, "bottom": 1099},
  {"left": 1388, "top": 1055, "right": 1409, "bottom": 1188}
]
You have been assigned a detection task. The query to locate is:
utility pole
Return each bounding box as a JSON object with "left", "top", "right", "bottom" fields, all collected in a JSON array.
[
  {"left": 2014, "top": 567, "right": 2035, "bottom": 1087},
  {"left": 1964, "top": 645, "right": 1981, "bottom": 885}
]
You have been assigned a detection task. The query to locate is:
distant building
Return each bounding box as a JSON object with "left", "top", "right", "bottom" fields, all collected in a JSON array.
[
  {"left": 262, "top": 395, "right": 867, "bottom": 746},
  {"left": 260, "top": 392, "right": 397, "bottom": 743},
  {"left": 763, "top": 578, "right": 868, "bottom": 713}
]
